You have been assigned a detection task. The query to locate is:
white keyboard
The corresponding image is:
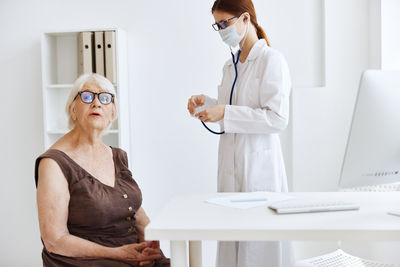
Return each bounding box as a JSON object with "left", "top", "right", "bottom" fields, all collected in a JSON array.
[
  {"left": 340, "top": 182, "right": 400, "bottom": 192},
  {"left": 268, "top": 199, "right": 360, "bottom": 214},
  {"left": 295, "top": 249, "right": 399, "bottom": 267}
]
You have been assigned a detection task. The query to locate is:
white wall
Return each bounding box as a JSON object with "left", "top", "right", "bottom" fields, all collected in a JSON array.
[
  {"left": 381, "top": 0, "right": 400, "bottom": 70},
  {"left": 292, "top": 0, "right": 400, "bottom": 263},
  {"left": 0, "top": 0, "right": 399, "bottom": 266}
]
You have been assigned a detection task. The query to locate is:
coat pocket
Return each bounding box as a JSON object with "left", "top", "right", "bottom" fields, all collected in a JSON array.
[{"left": 244, "top": 149, "right": 280, "bottom": 192}]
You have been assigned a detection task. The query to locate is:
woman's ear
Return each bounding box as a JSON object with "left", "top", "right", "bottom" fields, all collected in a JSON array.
[
  {"left": 111, "top": 104, "right": 117, "bottom": 121},
  {"left": 70, "top": 104, "right": 77, "bottom": 120},
  {"left": 243, "top": 12, "right": 250, "bottom": 23}
]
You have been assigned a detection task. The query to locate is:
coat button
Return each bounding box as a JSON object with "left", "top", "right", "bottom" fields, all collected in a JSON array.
[
  {"left": 123, "top": 194, "right": 128, "bottom": 199},
  {"left": 126, "top": 216, "right": 131, "bottom": 221},
  {"left": 128, "top": 227, "right": 133, "bottom": 232},
  {"left": 128, "top": 206, "right": 133, "bottom": 211}
]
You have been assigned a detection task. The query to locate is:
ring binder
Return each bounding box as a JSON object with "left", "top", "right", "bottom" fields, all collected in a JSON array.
[
  {"left": 105, "top": 31, "right": 116, "bottom": 84},
  {"left": 94, "top": 31, "right": 105, "bottom": 76},
  {"left": 77, "top": 32, "right": 93, "bottom": 75}
]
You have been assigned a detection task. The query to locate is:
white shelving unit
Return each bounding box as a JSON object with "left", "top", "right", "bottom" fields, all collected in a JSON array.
[{"left": 40, "top": 28, "right": 130, "bottom": 153}]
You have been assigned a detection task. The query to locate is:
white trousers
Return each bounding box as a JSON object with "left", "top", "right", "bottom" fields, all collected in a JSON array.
[{"left": 216, "top": 241, "right": 295, "bottom": 267}]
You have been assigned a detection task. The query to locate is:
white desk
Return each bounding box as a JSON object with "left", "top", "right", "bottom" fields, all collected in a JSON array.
[{"left": 145, "top": 192, "right": 400, "bottom": 267}]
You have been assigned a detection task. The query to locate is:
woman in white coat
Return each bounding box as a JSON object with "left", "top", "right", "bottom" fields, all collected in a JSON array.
[{"left": 187, "top": 0, "right": 294, "bottom": 266}]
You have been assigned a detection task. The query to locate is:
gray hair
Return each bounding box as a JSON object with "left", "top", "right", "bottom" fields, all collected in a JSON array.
[{"left": 65, "top": 73, "right": 118, "bottom": 130}]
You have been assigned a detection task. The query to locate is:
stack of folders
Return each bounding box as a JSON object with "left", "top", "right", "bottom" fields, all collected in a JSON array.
[{"left": 78, "top": 31, "right": 116, "bottom": 84}]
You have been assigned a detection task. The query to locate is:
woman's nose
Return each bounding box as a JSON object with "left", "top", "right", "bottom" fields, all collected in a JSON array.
[{"left": 91, "top": 95, "right": 102, "bottom": 107}]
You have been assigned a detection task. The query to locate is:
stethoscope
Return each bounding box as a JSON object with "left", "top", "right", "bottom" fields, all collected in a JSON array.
[
  {"left": 201, "top": 18, "right": 249, "bottom": 135},
  {"left": 201, "top": 49, "right": 242, "bottom": 135}
]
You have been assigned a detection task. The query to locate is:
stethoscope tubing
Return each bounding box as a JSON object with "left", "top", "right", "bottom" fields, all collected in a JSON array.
[{"left": 201, "top": 49, "right": 242, "bottom": 135}]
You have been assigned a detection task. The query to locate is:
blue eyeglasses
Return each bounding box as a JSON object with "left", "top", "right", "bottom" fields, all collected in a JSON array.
[{"left": 75, "top": 91, "right": 114, "bottom": 105}]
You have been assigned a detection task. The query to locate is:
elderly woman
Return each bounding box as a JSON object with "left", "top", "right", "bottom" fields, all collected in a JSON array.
[{"left": 35, "top": 74, "right": 169, "bottom": 267}]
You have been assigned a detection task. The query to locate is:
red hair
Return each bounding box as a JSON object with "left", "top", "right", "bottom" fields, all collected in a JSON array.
[{"left": 212, "top": 0, "right": 270, "bottom": 46}]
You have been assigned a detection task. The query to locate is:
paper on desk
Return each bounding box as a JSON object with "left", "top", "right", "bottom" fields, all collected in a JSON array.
[{"left": 205, "top": 192, "right": 295, "bottom": 209}]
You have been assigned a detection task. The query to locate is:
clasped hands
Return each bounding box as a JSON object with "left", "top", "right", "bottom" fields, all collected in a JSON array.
[{"left": 118, "top": 241, "right": 162, "bottom": 267}]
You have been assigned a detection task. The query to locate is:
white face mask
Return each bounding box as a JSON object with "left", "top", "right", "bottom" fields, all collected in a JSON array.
[{"left": 218, "top": 16, "right": 248, "bottom": 48}]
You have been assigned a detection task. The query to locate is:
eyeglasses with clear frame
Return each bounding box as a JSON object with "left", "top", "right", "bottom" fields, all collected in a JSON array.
[
  {"left": 212, "top": 13, "right": 243, "bottom": 31},
  {"left": 74, "top": 91, "right": 115, "bottom": 105}
]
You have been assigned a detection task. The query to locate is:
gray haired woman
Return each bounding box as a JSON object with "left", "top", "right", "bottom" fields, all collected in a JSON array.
[{"left": 35, "top": 73, "right": 169, "bottom": 267}]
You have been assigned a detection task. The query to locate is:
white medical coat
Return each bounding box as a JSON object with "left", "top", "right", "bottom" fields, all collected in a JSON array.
[{"left": 204, "top": 39, "right": 294, "bottom": 267}]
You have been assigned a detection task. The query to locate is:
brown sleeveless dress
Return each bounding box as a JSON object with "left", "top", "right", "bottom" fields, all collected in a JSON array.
[{"left": 34, "top": 147, "right": 170, "bottom": 267}]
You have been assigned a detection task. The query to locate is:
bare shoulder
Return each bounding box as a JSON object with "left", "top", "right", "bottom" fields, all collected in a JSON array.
[
  {"left": 38, "top": 157, "right": 61, "bottom": 172},
  {"left": 37, "top": 157, "right": 68, "bottom": 188}
]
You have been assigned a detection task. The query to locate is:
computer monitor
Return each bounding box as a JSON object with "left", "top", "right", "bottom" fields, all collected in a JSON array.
[{"left": 339, "top": 70, "right": 400, "bottom": 188}]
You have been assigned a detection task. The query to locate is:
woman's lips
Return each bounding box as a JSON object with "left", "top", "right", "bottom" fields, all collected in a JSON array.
[{"left": 89, "top": 112, "right": 101, "bottom": 116}]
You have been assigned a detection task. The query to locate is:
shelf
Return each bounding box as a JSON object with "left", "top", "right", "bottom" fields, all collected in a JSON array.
[
  {"left": 47, "top": 84, "right": 73, "bottom": 89},
  {"left": 45, "top": 28, "right": 119, "bottom": 37},
  {"left": 46, "top": 83, "right": 118, "bottom": 89},
  {"left": 47, "top": 129, "right": 119, "bottom": 135},
  {"left": 47, "top": 129, "right": 69, "bottom": 135}
]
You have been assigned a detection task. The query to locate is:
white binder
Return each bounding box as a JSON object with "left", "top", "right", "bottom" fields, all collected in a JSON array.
[
  {"left": 77, "top": 32, "right": 93, "bottom": 75},
  {"left": 104, "top": 31, "right": 116, "bottom": 84},
  {"left": 94, "top": 31, "right": 105, "bottom": 76}
]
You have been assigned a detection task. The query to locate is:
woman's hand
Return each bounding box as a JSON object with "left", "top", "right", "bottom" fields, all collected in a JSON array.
[
  {"left": 187, "top": 95, "right": 205, "bottom": 115},
  {"left": 195, "top": 104, "right": 226, "bottom": 122},
  {"left": 138, "top": 241, "right": 161, "bottom": 266},
  {"left": 116, "top": 242, "right": 162, "bottom": 265},
  {"left": 145, "top": 241, "right": 160, "bottom": 250}
]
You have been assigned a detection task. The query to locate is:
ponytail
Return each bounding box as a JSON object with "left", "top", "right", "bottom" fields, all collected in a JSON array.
[
  {"left": 211, "top": 0, "right": 271, "bottom": 47},
  {"left": 255, "top": 24, "right": 270, "bottom": 46}
]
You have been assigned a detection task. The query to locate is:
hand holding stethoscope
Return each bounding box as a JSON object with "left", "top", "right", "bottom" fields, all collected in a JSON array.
[{"left": 187, "top": 95, "right": 226, "bottom": 123}]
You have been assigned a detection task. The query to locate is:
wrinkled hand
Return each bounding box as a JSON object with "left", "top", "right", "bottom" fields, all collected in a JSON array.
[
  {"left": 117, "top": 242, "right": 162, "bottom": 266},
  {"left": 147, "top": 241, "right": 160, "bottom": 250},
  {"left": 138, "top": 256, "right": 155, "bottom": 267},
  {"left": 195, "top": 104, "right": 226, "bottom": 122},
  {"left": 187, "top": 95, "right": 205, "bottom": 115},
  {"left": 138, "top": 241, "right": 161, "bottom": 267}
]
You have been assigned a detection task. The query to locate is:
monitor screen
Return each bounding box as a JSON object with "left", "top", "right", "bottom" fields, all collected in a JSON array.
[{"left": 339, "top": 70, "right": 400, "bottom": 188}]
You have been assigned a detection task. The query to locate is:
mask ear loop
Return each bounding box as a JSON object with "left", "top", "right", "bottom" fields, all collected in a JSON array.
[
  {"left": 229, "top": 14, "right": 249, "bottom": 55},
  {"left": 240, "top": 16, "right": 249, "bottom": 51}
]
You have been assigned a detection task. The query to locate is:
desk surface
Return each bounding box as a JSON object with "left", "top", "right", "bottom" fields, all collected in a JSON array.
[{"left": 145, "top": 192, "right": 400, "bottom": 241}]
